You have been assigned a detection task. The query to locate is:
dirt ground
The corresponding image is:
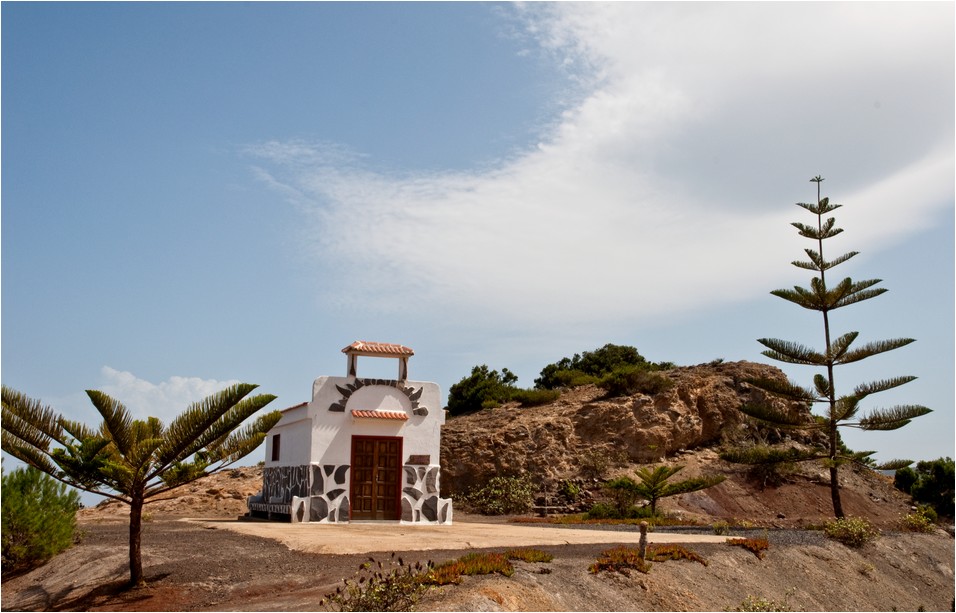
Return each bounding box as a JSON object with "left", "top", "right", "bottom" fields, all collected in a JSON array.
[
  {"left": 2, "top": 513, "right": 953, "bottom": 612},
  {"left": 4, "top": 460, "right": 953, "bottom": 611}
]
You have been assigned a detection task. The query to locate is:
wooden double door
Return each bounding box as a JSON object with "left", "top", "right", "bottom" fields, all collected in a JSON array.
[{"left": 350, "top": 436, "right": 402, "bottom": 520}]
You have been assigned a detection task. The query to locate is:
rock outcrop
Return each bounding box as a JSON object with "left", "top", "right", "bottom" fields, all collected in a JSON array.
[{"left": 439, "top": 360, "right": 817, "bottom": 495}]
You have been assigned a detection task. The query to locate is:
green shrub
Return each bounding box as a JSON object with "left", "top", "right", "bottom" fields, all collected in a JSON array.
[
  {"left": 447, "top": 365, "right": 518, "bottom": 415},
  {"left": 603, "top": 476, "right": 640, "bottom": 516},
  {"left": 558, "top": 479, "right": 581, "bottom": 502},
  {"left": 579, "top": 447, "right": 629, "bottom": 481},
  {"left": 583, "top": 502, "right": 621, "bottom": 520},
  {"left": 588, "top": 545, "right": 652, "bottom": 575},
  {"left": 2, "top": 466, "right": 82, "bottom": 573},
  {"left": 896, "top": 457, "right": 955, "bottom": 518},
  {"left": 505, "top": 548, "right": 554, "bottom": 563},
  {"left": 510, "top": 388, "right": 561, "bottom": 407},
  {"left": 535, "top": 343, "right": 673, "bottom": 390},
  {"left": 900, "top": 506, "right": 937, "bottom": 533},
  {"left": 598, "top": 366, "right": 674, "bottom": 398},
  {"left": 320, "top": 554, "right": 429, "bottom": 612},
  {"left": 824, "top": 516, "right": 879, "bottom": 547},
  {"left": 648, "top": 544, "right": 707, "bottom": 566},
  {"left": 423, "top": 549, "right": 552, "bottom": 586},
  {"left": 464, "top": 475, "right": 535, "bottom": 515},
  {"left": 452, "top": 552, "right": 514, "bottom": 577},
  {"left": 894, "top": 466, "right": 918, "bottom": 495},
  {"left": 584, "top": 501, "right": 656, "bottom": 521}
]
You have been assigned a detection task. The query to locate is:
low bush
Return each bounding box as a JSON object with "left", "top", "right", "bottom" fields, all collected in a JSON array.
[
  {"left": 451, "top": 552, "right": 514, "bottom": 577},
  {"left": 579, "top": 447, "right": 629, "bottom": 481},
  {"left": 510, "top": 388, "right": 561, "bottom": 407},
  {"left": 895, "top": 458, "right": 954, "bottom": 518},
  {"left": 423, "top": 549, "right": 552, "bottom": 586},
  {"left": 823, "top": 516, "right": 879, "bottom": 547},
  {"left": 900, "top": 506, "right": 937, "bottom": 533},
  {"left": 320, "top": 553, "right": 429, "bottom": 612},
  {"left": 2, "top": 466, "right": 82, "bottom": 574},
  {"left": 727, "top": 537, "right": 770, "bottom": 559},
  {"left": 584, "top": 501, "right": 657, "bottom": 521},
  {"left": 557, "top": 479, "right": 581, "bottom": 502},
  {"left": 447, "top": 365, "right": 519, "bottom": 415},
  {"left": 463, "top": 475, "right": 535, "bottom": 515},
  {"left": 589, "top": 543, "right": 709, "bottom": 576},
  {"left": 598, "top": 366, "right": 674, "bottom": 398},
  {"left": 648, "top": 544, "right": 707, "bottom": 566},
  {"left": 588, "top": 545, "right": 652, "bottom": 576},
  {"left": 505, "top": 548, "right": 554, "bottom": 563}
]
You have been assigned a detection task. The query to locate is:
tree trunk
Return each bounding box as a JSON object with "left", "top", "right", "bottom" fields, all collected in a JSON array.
[
  {"left": 829, "top": 464, "right": 844, "bottom": 518},
  {"left": 829, "top": 424, "right": 845, "bottom": 518},
  {"left": 129, "top": 495, "right": 145, "bottom": 587}
]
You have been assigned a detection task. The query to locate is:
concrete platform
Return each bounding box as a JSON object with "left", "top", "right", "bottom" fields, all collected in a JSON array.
[{"left": 187, "top": 518, "right": 730, "bottom": 555}]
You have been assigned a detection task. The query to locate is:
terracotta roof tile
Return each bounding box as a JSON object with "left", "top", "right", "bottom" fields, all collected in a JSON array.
[
  {"left": 350, "top": 410, "right": 409, "bottom": 420},
  {"left": 281, "top": 402, "right": 308, "bottom": 413},
  {"left": 341, "top": 341, "right": 414, "bottom": 356}
]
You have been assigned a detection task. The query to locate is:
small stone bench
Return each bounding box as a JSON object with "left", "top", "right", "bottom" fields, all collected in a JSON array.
[{"left": 248, "top": 501, "right": 292, "bottom": 520}]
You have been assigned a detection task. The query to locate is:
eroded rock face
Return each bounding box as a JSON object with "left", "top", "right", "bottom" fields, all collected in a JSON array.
[{"left": 439, "top": 361, "right": 816, "bottom": 495}]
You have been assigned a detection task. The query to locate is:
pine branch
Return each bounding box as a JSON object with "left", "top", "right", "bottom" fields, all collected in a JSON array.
[
  {"left": 827, "top": 331, "right": 860, "bottom": 361},
  {"left": 833, "top": 395, "right": 861, "bottom": 421},
  {"left": 156, "top": 393, "right": 277, "bottom": 472},
  {"left": 204, "top": 410, "right": 281, "bottom": 464},
  {"left": 770, "top": 286, "right": 821, "bottom": 310},
  {"left": 744, "top": 376, "right": 819, "bottom": 403},
  {"left": 663, "top": 474, "right": 726, "bottom": 497},
  {"left": 1, "top": 408, "right": 58, "bottom": 456},
  {"left": 156, "top": 383, "right": 259, "bottom": 468},
  {"left": 85, "top": 390, "right": 135, "bottom": 458},
  {"left": 853, "top": 376, "right": 917, "bottom": 400},
  {"left": 791, "top": 221, "right": 843, "bottom": 240},
  {"left": 791, "top": 248, "right": 859, "bottom": 272},
  {"left": 1, "top": 430, "right": 60, "bottom": 475},
  {"left": 758, "top": 338, "right": 826, "bottom": 365},
  {"left": 2, "top": 385, "right": 68, "bottom": 447},
  {"left": 830, "top": 278, "right": 885, "bottom": 308},
  {"left": 876, "top": 459, "right": 913, "bottom": 471},
  {"left": 836, "top": 338, "right": 915, "bottom": 365},
  {"left": 795, "top": 196, "right": 842, "bottom": 215},
  {"left": 60, "top": 418, "right": 98, "bottom": 441},
  {"left": 856, "top": 405, "right": 932, "bottom": 431},
  {"left": 720, "top": 445, "right": 824, "bottom": 465},
  {"left": 737, "top": 401, "right": 814, "bottom": 428}
]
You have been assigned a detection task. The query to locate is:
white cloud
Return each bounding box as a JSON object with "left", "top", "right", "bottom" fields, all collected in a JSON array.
[
  {"left": 92, "top": 367, "right": 241, "bottom": 424},
  {"left": 246, "top": 3, "right": 953, "bottom": 333}
]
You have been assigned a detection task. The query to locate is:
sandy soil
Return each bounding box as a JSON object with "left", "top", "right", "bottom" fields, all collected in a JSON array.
[
  {"left": 2, "top": 514, "right": 952, "bottom": 612},
  {"left": 5, "top": 458, "right": 952, "bottom": 611}
]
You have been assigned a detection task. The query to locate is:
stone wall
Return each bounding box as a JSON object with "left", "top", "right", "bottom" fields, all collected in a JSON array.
[{"left": 249, "top": 463, "right": 452, "bottom": 524}]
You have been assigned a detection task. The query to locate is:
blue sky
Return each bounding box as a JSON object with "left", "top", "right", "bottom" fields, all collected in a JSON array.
[{"left": 3, "top": 2, "right": 953, "bottom": 480}]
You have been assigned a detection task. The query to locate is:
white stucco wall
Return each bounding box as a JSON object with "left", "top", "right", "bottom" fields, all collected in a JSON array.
[
  {"left": 308, "top": 375, "right": 444, "bottom": 466},
  {"left": 265, "top": 403, "right": 311, "bottom": 467}
]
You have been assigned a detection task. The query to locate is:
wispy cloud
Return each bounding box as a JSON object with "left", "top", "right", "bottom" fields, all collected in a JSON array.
[
  {"left": 245, "top": 3, "right": 953, "bottom": 332},
  {"left": 53, "top": 368, "right": 242, "bottom": 425}
]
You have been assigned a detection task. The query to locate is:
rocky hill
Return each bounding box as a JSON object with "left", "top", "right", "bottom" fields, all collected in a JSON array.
[{"left": 439, "top": 360, "right": 912, "bottom": 527}]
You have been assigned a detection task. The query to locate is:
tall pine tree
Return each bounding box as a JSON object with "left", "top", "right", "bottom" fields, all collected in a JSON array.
[{"left": 721, "top": 176, "right": 931, "bottom": 517}]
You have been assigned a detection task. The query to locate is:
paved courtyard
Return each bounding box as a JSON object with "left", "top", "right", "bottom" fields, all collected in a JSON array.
[{"left": 192, "top": 518, "right": 730, "bottom": 555}]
